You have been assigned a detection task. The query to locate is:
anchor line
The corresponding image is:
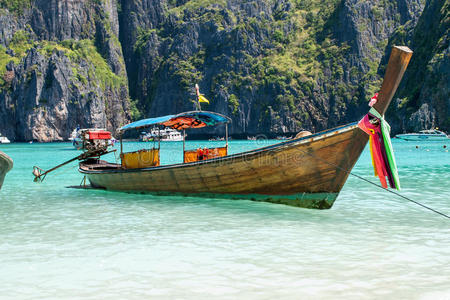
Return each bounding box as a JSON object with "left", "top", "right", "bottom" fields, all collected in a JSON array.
[{"left": 295, "top": 148, "right": 450, "bottom": 220}]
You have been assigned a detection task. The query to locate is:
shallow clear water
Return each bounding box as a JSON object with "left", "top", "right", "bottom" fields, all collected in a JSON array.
[{"left": 0, "top": 139, "right": 449, "bottom": 299}]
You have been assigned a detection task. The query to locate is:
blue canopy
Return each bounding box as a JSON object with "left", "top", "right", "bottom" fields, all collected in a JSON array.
[
  {"left": 119, "top": 111, "right": 231, "bottom": 132},
  {"left": 120, "top": 115, "right": 175, "bottom": 131}
]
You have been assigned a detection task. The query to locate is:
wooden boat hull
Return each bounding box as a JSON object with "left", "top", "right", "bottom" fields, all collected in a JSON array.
[
  {"left": 0, "top": 151, "right": 13, "bottom": 190},
  {"left": 80, "top": 123, "right": 368, "bottom": 209},
  {"left": 78, "top": 46, "right": 412, "bottom": 209}
]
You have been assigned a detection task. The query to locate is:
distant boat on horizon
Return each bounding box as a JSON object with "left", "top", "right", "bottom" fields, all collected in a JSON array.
[
  {"left": 395, "top": 129, "right": 448, "bottom": 141},
  {"left": 140, "top": 127, "right": 184, "bottom": 142},
  {"left": 276, "top": 136, "right": 291, "bottom": 140},
  {"left": 0, "top": 133, "right": 11, "bottom": 144}
]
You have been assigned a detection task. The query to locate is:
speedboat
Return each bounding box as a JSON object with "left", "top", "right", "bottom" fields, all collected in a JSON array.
[{"left": 395, "top": 129, "right": 448, "bottom": 141}]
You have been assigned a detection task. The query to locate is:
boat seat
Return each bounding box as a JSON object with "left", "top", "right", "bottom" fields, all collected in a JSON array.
[
  {"left": 121, "top": 149, "right": 160, "bottom": 169},
  {"left": 184, "top": 147, "right": 227, "bottom": 163}
]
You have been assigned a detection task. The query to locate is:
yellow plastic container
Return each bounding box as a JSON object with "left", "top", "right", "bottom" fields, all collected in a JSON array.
[{"left": 121, "top": 149, "right": 159, "bottom": 169}]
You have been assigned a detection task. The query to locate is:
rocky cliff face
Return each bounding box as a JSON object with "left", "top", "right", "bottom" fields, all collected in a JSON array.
[
  {"left": 0, "top": 0, "right": 130, "bottom": 141},
  {"left": 117, "top": 0, "right": 432, "bottom": 136},
  {"left": 0, "top": 0, "right": 447, "bottom": 141},
  {"left": 387, "top": 0, "right": 449, "bottom": 132}
]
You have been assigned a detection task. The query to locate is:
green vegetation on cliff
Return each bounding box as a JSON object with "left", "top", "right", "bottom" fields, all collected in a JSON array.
[
  {"left": 0, "top": 0, "right": 31, "bottom": 15},
  {"left": 129, "top": 0, "right": 429, "bottom": 132},
  {"left": 146, "top": 0, "right": 360, "bottom": 127},
  {"left": 0, "top": 30, "right": 33, "bottom": 86},
  {"left": 0, "top": 46, "right": 13, "bottom": 86},
  {"left": 39, "top": 39, "right": 126, "bottom": 90},
  {"left": 0, "top": 30, "right": 126, "bottom": 91},
  {"left": 167, "top": 0, "right": 227, "bottom": 18},
  {"left": 0, "top": 0, "right": 131, "bottom": 141}
]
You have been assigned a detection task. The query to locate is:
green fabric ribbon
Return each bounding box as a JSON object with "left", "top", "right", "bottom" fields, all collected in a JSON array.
[{"left": 369, "top": 107, "right": 401, "bottom": 190}]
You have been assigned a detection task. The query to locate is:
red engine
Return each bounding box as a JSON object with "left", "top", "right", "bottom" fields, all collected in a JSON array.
[
  {"left": 86, "top": 130, "right": 112, "bottom": 140},
  {"left": 80, "top": 129, "right": 113, "bottom": 152}
]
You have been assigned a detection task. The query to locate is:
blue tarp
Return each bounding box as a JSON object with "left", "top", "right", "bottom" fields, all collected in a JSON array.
[
  {"left": 120, "top": 115, "right": 175, "bottom": 131},
  {"left": 119, "top": 111, "right": 231, "bottom": 131}
]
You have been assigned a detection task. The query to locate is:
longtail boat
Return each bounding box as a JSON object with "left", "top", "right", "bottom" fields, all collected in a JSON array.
[
  {"left": 0, "top": 151, "right": 13, "bottom": 190},
  {"left": 78, "top": 46, "right": 413, "bottom": 209}
]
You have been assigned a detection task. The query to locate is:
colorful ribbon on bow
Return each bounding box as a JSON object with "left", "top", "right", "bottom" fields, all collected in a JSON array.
[{"left": 358, "top": 94, "right": 401, "bottom": 190}]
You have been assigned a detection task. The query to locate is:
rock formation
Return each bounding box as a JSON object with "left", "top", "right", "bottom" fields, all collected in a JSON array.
[
  {"left": 0, "top": 0, "right": 447, "bottom": 141},
  {"left": 0, "top": 0, "right": 130, "bottom": 142}
]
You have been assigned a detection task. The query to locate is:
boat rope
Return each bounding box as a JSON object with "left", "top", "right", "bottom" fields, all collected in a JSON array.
[
  {"left": 296, "top": 148, "right": 450, "bottom": 220},
  {"left": 347, "top": 170, "right": 450, "bottom": 220}
]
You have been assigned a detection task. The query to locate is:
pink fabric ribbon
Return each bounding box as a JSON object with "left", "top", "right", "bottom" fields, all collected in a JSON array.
[
  {"left": 358, "top": 92, "right": 400, "bottom": 190},
  {"left": 358, "top": 114, "right": 389, "bottom": 188}
]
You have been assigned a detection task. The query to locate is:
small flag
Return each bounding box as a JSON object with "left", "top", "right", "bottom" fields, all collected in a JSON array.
[
  {"left": 198, "top": 94, "right": 209, "bottom": 103},
  {"left": 194, "top": 84, "right": 210, "bottom": 111}
]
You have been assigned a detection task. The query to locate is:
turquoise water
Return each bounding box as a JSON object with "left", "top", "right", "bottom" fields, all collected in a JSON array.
[{"left": 0, "top": 140, "right": 449, "bottom": 299}]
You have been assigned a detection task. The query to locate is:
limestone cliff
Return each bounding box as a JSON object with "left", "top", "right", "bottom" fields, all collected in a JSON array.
[
  {"left": 387, "top": 0, "right": 449, "bottom": 132},
  {"left": 0, "top": 0, "right": 130, "bottom": 142},
  {"left": 0, "top": 0, "right": 448, "bottom": 141},
  {"left": 118, "top": 0, "right": 434, "bottom": 136}
]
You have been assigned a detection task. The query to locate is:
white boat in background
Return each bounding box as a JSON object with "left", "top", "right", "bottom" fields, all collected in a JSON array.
[
  {"left": 70, "top": 127, "right": 83, "bottom": 149},
  {"left": 208, "top": 136, "right": 225, "bottom": 141},
  {"left": 395, "top": 129, "right": 448, "bottom": 141},
  {"left": 141, "top": 127, "right": 184, "bottom": 142},
  {"left": 0, "top": 134, "right": 10, "bottom": 144}
]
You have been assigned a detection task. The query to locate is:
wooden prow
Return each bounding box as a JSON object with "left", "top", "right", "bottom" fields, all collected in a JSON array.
[{"left": 373, "top": 46, "right": 413, "bottom": 115}]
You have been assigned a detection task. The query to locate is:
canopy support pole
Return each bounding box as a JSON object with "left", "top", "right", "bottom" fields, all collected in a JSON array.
[
  {"left": 183, "top": 129, "right": 186, "bottom": 163},
  {"left": 225, "top": 123, "right": 229, "bottom": 152},
  {"left": 158, "top": 126, "right": 161, "bottom": 150},
  {"left": 120, "top": 133, "right": 123, "bottom": 156}
]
